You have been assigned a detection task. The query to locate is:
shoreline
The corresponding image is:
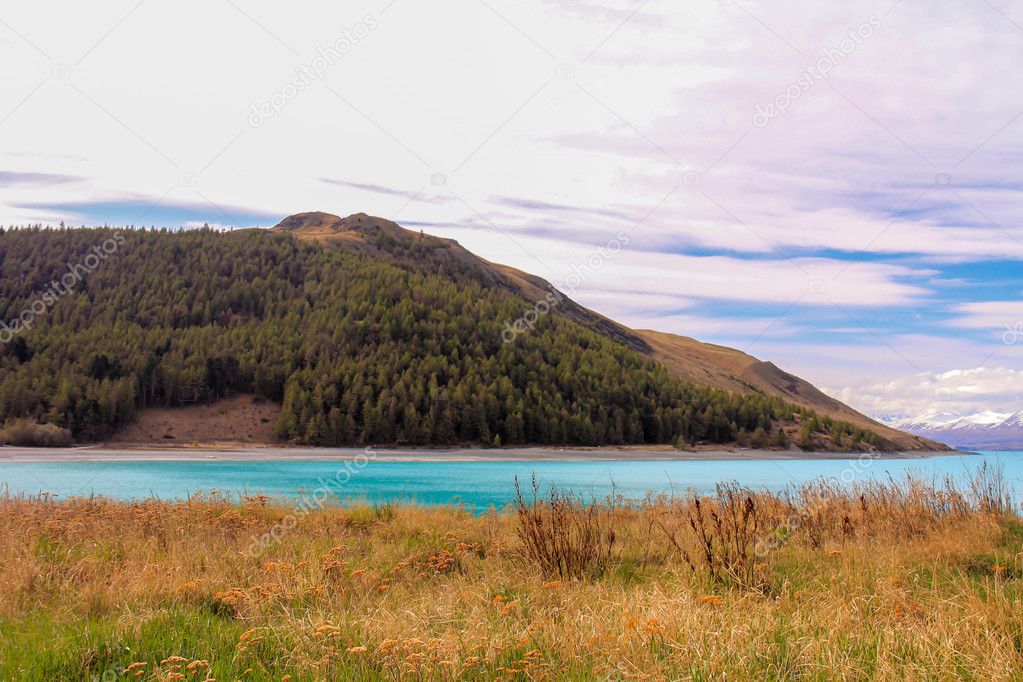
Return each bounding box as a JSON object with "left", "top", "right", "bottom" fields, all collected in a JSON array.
[{"left": 0, "top": 443, "right": 971, "bottom": 463}]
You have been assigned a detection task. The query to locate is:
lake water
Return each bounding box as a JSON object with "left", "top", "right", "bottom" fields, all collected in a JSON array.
[{"left": 1, "top": 451, "right": 1021, "bottom": 510}]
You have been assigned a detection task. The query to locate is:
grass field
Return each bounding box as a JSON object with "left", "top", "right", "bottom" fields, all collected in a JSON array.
[{"left": 1, "top": 466, "right": 1020, "bottom": 680}]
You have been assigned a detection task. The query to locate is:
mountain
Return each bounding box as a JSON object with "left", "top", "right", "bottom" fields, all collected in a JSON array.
[
  {"left": 271, "top": 212, "right": 942, "bottom": 451},
  {"left": 0, "top": 212, "right": 942, "bottom": 451},
  {"left": 879, "top": 410, "right": 1023, "bottom": 450}
]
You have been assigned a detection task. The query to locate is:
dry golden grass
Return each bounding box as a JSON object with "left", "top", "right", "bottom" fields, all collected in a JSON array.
[{"left": 1, "top": 470, "right": 1021, "bottom": 680}]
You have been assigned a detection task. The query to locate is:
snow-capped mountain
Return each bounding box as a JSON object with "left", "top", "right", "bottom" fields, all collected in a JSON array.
[{"left": 877, "top": 410, "right": 1023, "bottom": 450}]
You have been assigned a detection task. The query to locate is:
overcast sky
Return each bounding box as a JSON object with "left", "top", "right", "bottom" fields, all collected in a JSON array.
[{"left": 1, "top": 0, "right": 1022, "bottom": 419}]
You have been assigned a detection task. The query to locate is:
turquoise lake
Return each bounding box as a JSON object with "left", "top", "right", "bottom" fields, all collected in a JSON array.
[{"left": 1, "top": 451, "right": 1021, "bottom": 509}]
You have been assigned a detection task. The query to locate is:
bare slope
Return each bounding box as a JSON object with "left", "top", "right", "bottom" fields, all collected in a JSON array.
[{"left": 108, "top": 395, "right": 280, "bottom": 445}]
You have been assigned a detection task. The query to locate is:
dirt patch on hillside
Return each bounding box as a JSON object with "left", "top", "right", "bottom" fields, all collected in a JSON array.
[{"left": 108, "top": 395, "right": 280, "bottom": 445}]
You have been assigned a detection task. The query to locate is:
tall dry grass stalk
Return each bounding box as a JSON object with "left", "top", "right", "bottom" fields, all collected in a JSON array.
[
  {"left": 657, "top": 483, "right": 764, "bottom": 589},
  {"left": 513, "top": 474, "right": 618, "bottom": 579}
]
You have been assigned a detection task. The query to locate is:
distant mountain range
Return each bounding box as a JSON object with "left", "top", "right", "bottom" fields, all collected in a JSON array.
[{"left": 878, "top": 410, "right": 1023, "bottom": 450}]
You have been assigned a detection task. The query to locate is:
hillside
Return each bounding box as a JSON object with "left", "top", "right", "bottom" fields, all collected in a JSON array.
[
  {"left": 635, "top": 331, "right": 943, "bottom": 451},
  {"left": 270, "top": 212, "right": 943, "bottom": 451},
  {"left": 0, "top": 214, "right": 935, "bottom": 451}
]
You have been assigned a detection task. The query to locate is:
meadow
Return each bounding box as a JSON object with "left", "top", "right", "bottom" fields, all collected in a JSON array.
[{"left": 1, "top": 465, "right": 1020, "bottom": 680}]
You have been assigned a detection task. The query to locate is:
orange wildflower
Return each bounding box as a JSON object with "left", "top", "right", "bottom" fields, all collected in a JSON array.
[{"left": 160, "top": 657, "right": 188, "bottom": 665}]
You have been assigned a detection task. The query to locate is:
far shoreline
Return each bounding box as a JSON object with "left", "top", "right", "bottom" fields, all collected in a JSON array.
[{"left": 0, "top": 443, "right": 973, "bottom": 463}]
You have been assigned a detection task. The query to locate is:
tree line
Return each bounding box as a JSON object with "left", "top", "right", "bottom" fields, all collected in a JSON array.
[{"left": 0, "top": 226, "right": 886, "bottom": 450}]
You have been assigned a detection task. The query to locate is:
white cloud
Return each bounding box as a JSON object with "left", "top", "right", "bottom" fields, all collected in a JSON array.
[
  {"left": 950, "top": 301, "right": 1023, "bottom": 333},
  {"left": 2, "top": 0, "right": 1022, "bottom": 404},
  {"left": 826, "top": 367, "right": 1023, "bottom": 419},
  {"left": 2, "top": 0, "right": 1021, "bottom": 261},
  {"left": 426, "top": 227, "right": 933, "bottom": 307},
  {"left": 623, "top": 312, "right": 799, "bottom": 340}
]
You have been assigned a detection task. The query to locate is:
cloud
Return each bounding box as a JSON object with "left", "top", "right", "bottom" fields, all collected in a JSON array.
[
  {"left": 626, "top": 311, "right": 800, "bottom": 340},
  {"left": 428, "top": 226, "right": 934, "bottom": 307},
  {"left": 949, "top": 301, "right": 1023, "bottom": 332},
  {"left": 740, "top": 333, "right": 1023, "bottom": 409},
  {"left": 569, "top": 289, "right": 696, "bottom": 317},
  {"left": 826, "top": 367, "right": 1023, "bottom": 419},
  {"left": 319, "top": 178, "right": 451, "bottom": 204},
  {"left": 0, "top": 170, "right": 82, "bottom": 187},
  {"left": 490, "top": 194, "right": 636, "bottom": 222},
  {"left": 0, "top": 0, "right": 1021, "bottom": 402}
]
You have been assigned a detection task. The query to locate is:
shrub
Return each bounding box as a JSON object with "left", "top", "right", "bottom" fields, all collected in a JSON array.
[
  {"left": 514, "top": 475, "right": 618, "bottom": 579},
  {"left": 0, "top": 418, "right": 73, "bottom": 447},
  {"left": 658, "top": 483, "right": 766, "bottom": 589}
]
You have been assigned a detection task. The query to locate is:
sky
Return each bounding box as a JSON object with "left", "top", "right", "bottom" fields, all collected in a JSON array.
[{"left": 1, "top": 0, "right": 1022, "bottom": 420}]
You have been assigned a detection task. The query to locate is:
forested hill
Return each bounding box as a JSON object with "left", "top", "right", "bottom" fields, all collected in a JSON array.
[{"left": 0, "top": 216, "right": 893, "bottom": 450}]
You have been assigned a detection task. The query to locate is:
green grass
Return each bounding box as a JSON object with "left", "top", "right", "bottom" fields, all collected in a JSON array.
[{"left": 0, "top": 609, "right": 292, "bottom": 681}]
